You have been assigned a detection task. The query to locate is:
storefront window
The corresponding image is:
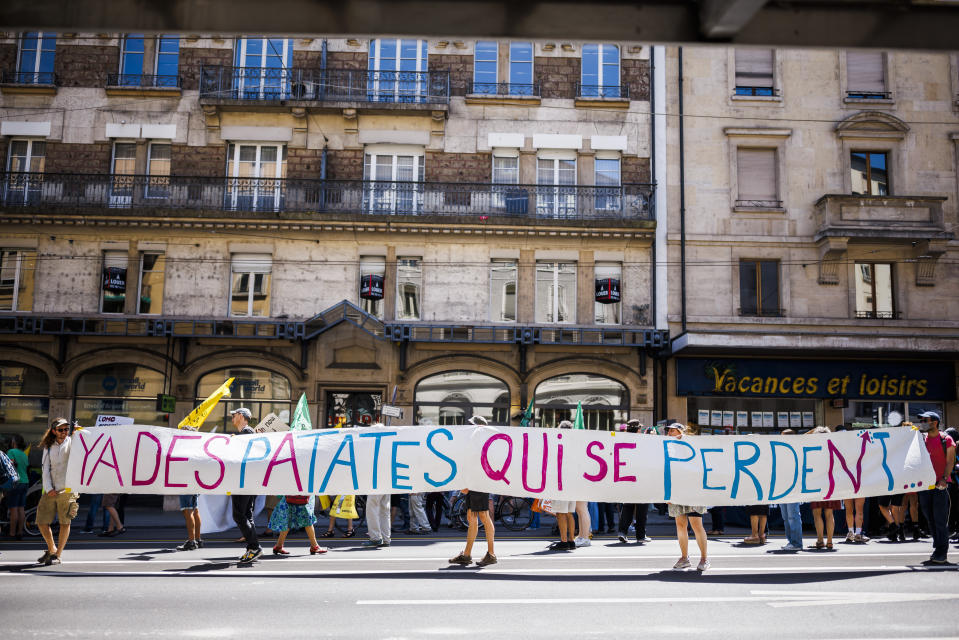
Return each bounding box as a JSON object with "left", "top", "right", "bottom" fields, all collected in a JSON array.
[
  {"left": 844, "top": 400, "right": 944, "bottom": 428},
  {"left": 327, "top": 391, "right": 383, "bottom": 428},
  {"left": 0, "top": 362, "right": 49, "bottom": 445},
  {"left": 414, "top": 371, "right": 510, "bottom": 426},
  {"left": 687, "top": 397, "right": 819, "bottom": 434},
  {"left": 534, "top": 374, "right": 627, "bottom": 431},
  {"left": 74, "top": 364, "right": 167, "bottom": 427},
  {"left": 195, "top": 367, "right": 291, "bottom": 433}
]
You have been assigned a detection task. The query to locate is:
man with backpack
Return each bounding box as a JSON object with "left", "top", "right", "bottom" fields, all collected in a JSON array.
[{"left": 916, "top": 411, "right": 955, "bottom": 565}]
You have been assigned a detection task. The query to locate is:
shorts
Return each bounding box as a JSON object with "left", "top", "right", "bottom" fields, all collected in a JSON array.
[
  {"left": 37, "top": 491, "right": 80, "bottom": 525},
  {"left": 102, "top": 494, "right": 120, "bottom": 509},
  {"left": 878, "top": 493, "right": 904, "bottom": 508},
  {"left": 551, "top": 500, "right": 574, "bottom": 514},
  {"left": 179, "top": 494, "right": 199, "bottom": 510},
  {"left": 667, "top": 504, "right": 707, "bottom": 518},
  {"left": 6, "top": 482, "right": 28, "bottom": 508},
  {"left": 810, "top": 500, "right": 841, "bottom": 510},
  {"left": 467, "top": 491, "right": 490, "bottom": 512},
  {"left": 746, "top": 504, "right": 770, "bottom": 517}
]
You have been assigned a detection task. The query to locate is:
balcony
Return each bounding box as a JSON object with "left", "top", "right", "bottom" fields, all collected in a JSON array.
[
  {"left": 0, "top": 71, "right": 58, "bottom": 95},
  {"left": 813, "top": 193, "right": 950, "bottom": 242},
  {"left": 105, "top": 73, "right": 181, "bottom": 97},
  {"left": 574, "top": 83, "right": 629, "bottom": 108},
  {"left": 0, "top": 172, "right": 654, "bottom": 225},
  {"left": 466, "top": 82, "right": 541, "bottom": 105},
  {"left": 199, "top": 66, "right": 450, "bottom": 111}
]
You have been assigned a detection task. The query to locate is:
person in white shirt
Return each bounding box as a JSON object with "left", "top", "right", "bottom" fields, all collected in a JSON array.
[{"left": 37, "top": 418, "right": 80, "bottom": 566}]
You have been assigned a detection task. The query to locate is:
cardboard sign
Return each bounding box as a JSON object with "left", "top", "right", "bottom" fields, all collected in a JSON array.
[
  {"left": 95, "top": 415, "right": 135, "bottom": 427},
  {"left": 253, "top": 413, "right": 290, "bottom": 434}
]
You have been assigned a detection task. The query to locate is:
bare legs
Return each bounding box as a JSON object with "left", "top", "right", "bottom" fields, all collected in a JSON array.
[
  {"left": 557, "top": 512, "right": 574, "bottom": 543},
  {"left": 674, "top": 514, "right": 708, "bottom": 563},
  {"left": 575, "top": 501, "right": 591, "bottom": 540},
  {"left": 463, "top": 509, "right": 495, "bottom": 557},
  {"left": 39, "top": 522, "right": 71, "bottom": 559},
  {"left": 182, "top": 508, "right": 201, "bottom": 541},
  {"left": 812, "top": 507, "right": 835, "bottom": 546}
]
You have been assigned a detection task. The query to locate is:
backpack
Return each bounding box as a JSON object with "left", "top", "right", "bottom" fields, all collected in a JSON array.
[{"left": 0, "top": 451, "right": 17, "bottom": 492}]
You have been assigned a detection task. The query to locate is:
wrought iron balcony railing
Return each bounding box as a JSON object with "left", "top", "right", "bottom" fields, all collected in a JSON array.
[
  {"left": 199, "top": 66, "right": 450, "bottom": 104},
  {"left": 734, "top": 86, "right": 780, "bottom": 97},
  {"left": 0, "top": 172, "right": 655, "bottom": 221},
  {"left": 575, "top": 83, "right": 630, "bottom": 99},
  {"left": 1, "top": 71, "right": 57, "bottom": 85},
  {"left": 106, "top": 73, "right": 181, "bottom": 89},
  {"left": 846, "top": 90, "right": 892, "bottom": 100},
  {"left": 469, "top": 82, "right": 541, "bottom": 97}
]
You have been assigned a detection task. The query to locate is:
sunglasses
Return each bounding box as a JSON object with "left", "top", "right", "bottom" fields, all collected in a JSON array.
[{"left": 54, "top": 427, "right": 70, "bottom": 433}]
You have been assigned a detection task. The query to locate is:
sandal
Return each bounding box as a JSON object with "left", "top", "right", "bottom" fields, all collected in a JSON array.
[
  {"left": 826, "top": 541, "right": 834, "bottom": 549},
  {"left": 344, "top": 529, "right": 356, "bottom": 538},
  {"left": 310, "top": 545, "right": 328, "bottom": 555},
  {"left": 814, "top": 540, "right": 824, "bottom": 549},
  {"left": 272, "top": 546, "right": 290, "bottom": 556},
  {"left": 742, "top": 537, "right": 761, "bottom": 545},
  {"left": 321, "top": 530, "right": 336, "bottom": 538}
]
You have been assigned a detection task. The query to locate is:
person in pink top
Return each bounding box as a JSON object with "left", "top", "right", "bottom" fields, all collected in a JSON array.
[{"left": 916, "top": 411, "right": 955, "bottom": 564}]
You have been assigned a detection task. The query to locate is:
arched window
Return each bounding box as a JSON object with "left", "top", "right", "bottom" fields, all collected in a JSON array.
[
  {"left": 414, "top": 371, "right": 510, "bottom": 426},
  {"left": 74, "top": 364, "right": 166, "bottom": 427},
  {"left": 0, "top": 362, "right": 49, "bottom": 443},
  {"left": 196, "top": 367, "right": 291, "bottom": 433},
  {"left": 534, "top": 373, "right": 628, "bottom": 431}
]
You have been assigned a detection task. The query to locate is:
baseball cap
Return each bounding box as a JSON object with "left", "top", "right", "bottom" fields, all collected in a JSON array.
[
  {"left": 918, "top": 411, "right": 941, "bottom": 422},
  {"left": 229, "top": 407, "right": 252, "bottom": 419},
  {"left": 467, "top": 415, "right": 489, "bottom": 426},
  {"left": 557, "top": 420, "right": 574, "bottom": 429},
  {"left": 52, "top": 417, "right": 70, "bottom": 429},
  {"left": 665, "top": 422, "right": 687, "bottom": 434}
]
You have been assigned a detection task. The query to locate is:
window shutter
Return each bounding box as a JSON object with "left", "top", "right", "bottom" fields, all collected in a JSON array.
[
  {"left": 735, "top": 49, "right": 774, "bottom": 88},
  {"left": 231, "top": 253, "right": 272, "bottom": 274},
  {"left": 737, "top": 149, "right": 777, "bottom": 202},
  {"left": 846, "top": 51, "right": 885, "bottom": 93}
]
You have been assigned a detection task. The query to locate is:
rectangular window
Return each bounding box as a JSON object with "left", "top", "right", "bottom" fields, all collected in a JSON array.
[
  {"left": 5, "top": 139, "right": 45, "bottom": 204},
  {"left": 537, "top": 156, "right": 577, "bottom": 218},
  {"left": 145, "top": 143, "right": 171, "bottom": 199},
  {"left": 850, "top": 151, "right": 889, "bottom": 196},
  {"left": 137, "top": 252, "right": 165, "bottom": 315},
  {"left": 0, "top": 249, "right": 36, "bottom": 311},
  {"left": 490, "top": 260, "right": 517, "bottom": 322},
  {"left": 230, "top": 253, "right": 272, "bottom": 317},
  {"left": 594, "top": 262, "right": 622, "bottom": 325},
  {"left": 396, "top": 257, "right": 422, "bottom": 321},
  {"left": 734, "top": 49, "right": 774, "bottom": 96},
  {"left": 594, "top": 157, "right": 621, "bottom": 211},
  {"left": 739, "top": 260, "right": 780, "bottom": 316},
  {"left": 846, "top": 51, "right": 887, "bottom": 98},
  {"left": 581, "top": 44, "right": 620, "bottom": 98},
  {"left": 120, "top": 34, "right": 145, "bottom": 84},
  {"left": 368, "top": 39, "right": 428, "bottom": 102},
  {"left": 359, "top": 255, "right": 386, "bottom": 319},
  {"left": 226, "top": 143, "right": 287, "bottom": 211},
  {"left": 535, "top": 262, "right": 576, "bottom": 323},
  {"left": 155, "top": 34, "right": 180, "bottom": 86},
  {"left": 101, "top": 250, "right": 129, "bottom": 314},
  {"left": 17, "top": 32, "right": 56, "bottom": 84},
  {"left": 110, "top": 142, "right": 137, "bottom": 208},
  {"left": 736, "top": 148, "right": 778, "bottom": 206},
  {"left": 473, "top": 41, "right": 498, "bottom": 94},
  {"left": 234, "top": 37, "right": 293, "bottom": 99},
  {"left": 363, "top": 151, "right": 424, "bottom": 214},
  {"left": 855, "top": 263, "right": 894, "bottom": 319},
  {"left": 509, "top": 42, "right": 534, "bottom": 96}
]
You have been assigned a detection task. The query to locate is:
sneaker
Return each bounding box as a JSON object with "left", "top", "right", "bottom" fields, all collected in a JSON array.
[
  {"left": 37, "top": 550, "right": 53, "bottom": 564},
  {"left": 45, "top": 556, "right": 60, "bottom": 566},
  {"left": 574, "top": 537, "right": 591, "bottom": 547},
  {"left": 638, "top": 536, "right": 652, "bottom": 543},
  {"left": 617, "top": 534, "right": 628, "bottom": 544},
  {"left": 238, "top": 548, "right": 262, "bottom": 563},
  {"left": 475, "top": 552, "right": 497, "bottom": 567},
  {"left": 845, "top": 531, "right": 855, "bottom": 542},
  {"left": 177, "top": 539, "right": 198, "bottom": 551},
  {"left": 361, "top": 539, "right": 383, "bottom": 547},
  {"left": 886, "top": 524, "right": 898, "bottom": 543},
  {"left": 80, "top": 528, "right": 94, "bottom": 534},
  {"left": 898, "top": 528, "right": 907, "bottom": 543},
  {"left": 563, "top": 541, "right": 576, "bottom": 551},
  {"left": 196, "top": 538, "right": 205, "bottom": 549},
  {"left": 673, "top": 557, "right": 691, "bottom": 570},
  {"left": 378, "top": 540, "right": 391, "bottom": 547},
  {"left": 697, "top": 559, "right": 710, "bottom": 572},
  {"left": 548, "top": 540, "right": 566, "bottom": 550},
  {"left": 781, "top": 544, "right": 802, "bottom": 552},
  {"left": 855, "top": 533, "right": 870, "bottom": 543},
  {"left": 449, "top": 553, "right": 472, "bottom": 565}
]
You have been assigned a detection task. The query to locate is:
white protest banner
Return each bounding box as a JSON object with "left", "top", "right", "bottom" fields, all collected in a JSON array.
[
  {"left": 65, "top": 425, "right": 934, "bottom": 506},
  {"left": 253, "top": 413, "right": 290, "bottom": 434},
  {"left": 95, "top": 415, "right": 135, "bottom": 427}
]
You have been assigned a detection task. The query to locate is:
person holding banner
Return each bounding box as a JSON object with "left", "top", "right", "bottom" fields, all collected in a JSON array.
[
  {"left": 364, "top": 423, "right": 392, "bottom": 548},
  {"left": 916, "top": 411, "right": 955, "bottom": 565},
  {"left": 808, "top": 427, "right": 839, "bottom": 550},
  {"left": 36, "top": 418, "right": 79, "bottom": 566},
  {"left": 548, "top": 420, "right": 577, "bottom": 551},
  {"left": 229, "top": 408, "right": 262, "bottom": 563},
  {"left": 269, "top": 495, "right": 327, "bottom": 556},
  {"left": 448, "top": 487, "right": 497, "bottom": 567},
  {"left": 664, "top": 423, "right": 709, "bottom": 571}
]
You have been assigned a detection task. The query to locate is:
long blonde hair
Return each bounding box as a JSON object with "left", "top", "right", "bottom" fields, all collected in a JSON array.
[{"left": 39, "top": 418, "right": 69, "bottom": 449}]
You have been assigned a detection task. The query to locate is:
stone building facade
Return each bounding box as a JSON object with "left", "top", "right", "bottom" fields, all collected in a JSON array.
[{"left": 0, "top": 33, "right": 663, "bottom": 441}]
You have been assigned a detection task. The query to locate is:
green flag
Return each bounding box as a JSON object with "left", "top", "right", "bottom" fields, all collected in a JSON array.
[
  {"left": 519, "top": 397, "right": 535, "bottom": 428},
  {"left": 573, "top": 401, "right": 585, "bottom": 430},
  {"left": 290, "top": 393, "right": 312, "bottom": 431}
]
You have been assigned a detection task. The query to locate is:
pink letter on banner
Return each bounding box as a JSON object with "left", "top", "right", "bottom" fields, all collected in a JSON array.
[
  {"left": 86, "top": 436, "right": 124, "bottom": 487},
  {"left": 165, "top": 435, "right": 201, "bottom": 488},
  {"left": 521, "top": 432, "right": 548, "bottom": 493},
  {"left": 824, "top": 432, "right": 870, "bottom": 499},
  {"left": 77, "top": 431, "right": 104, "bottom": 486},
  {"left": 613, "top": 442, "right": 637, "bottom": 482},
  {"left": 196, "top": 435, "right": 229, "bottom": 490},
  {"left": 481, "top": 433, "right": 512, "bottom": 485},
  {"left": 132, "top": 431, "right": 162, "bottom": 486},
  {"left": 263, "top": 432, "right": 303, "bottom": 492},
  {"left": 583, "top": 441, "right": 608, "bottom": 482}
]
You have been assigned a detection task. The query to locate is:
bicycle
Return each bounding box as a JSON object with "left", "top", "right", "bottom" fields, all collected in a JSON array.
[
  {"left": 449, "top": 493, "right": 533, "bottom": 531},
  {"left": 0, "top": 479, "right": 43, "bottom": 537}
]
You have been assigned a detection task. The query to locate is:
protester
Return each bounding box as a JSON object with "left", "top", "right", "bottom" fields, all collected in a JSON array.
[
  {"left": 777, "top": 429, "right": 803, "bottom": 551},
  {"left": 806, "top": 427, "right": 838, "bottom": 549},
  {"left": 665, "top": 423, "right": 709, "bottom": 571},
  {"left": 706, "top": 506, "right": 725, "bottom": 536},
  {"left": 269, "top": 495, "right": 327, "bottom": 556},
  {"left": 5, "top": 434, "right": 29, "bottom": 540},
  {"left": 843, "top": 497, "right": 869, "bottom": 543},
  {"left": 547, "top": 421, "right": 577, "bottom": 551},
  {"left": 177, "top": 493, "right": 203, "bottom": 551},
  {"left": 364, "top": 423, "right": 392, "bottom": 548},
  {"left": 322, "top": 501, "right": 356, "bottom": 538},
  {"left": 615, "top": 420, "right": 649, "bottom": 544},
  {"left": 743, "top": 504, "right": 768, "bottom": 545},
  {"left": 574, "top": 500, "right": 592, "bottom": 547},
  {"left": 81, "top": 493, "right": 108, "bottom": 534},
  {"left": 945, "top": 427, "right": 959, "bottom": 541},
  {"left": 407, "top": 492, "right": 432, "bottom": 534},
  {"left": 229, "top": 407, "right": 262, "bottom": 563},
  {"left": 97, "top": 493, "right": 125, "bottom": 537},
  {"left": 915, "top": 411, "right": 955, "bottom": 564},
  {"left": 877, "top": 492, "right": 905, "bottom": 542},
  {"left": 37, "top": 418, "right": 79, "bottom": 566},
  {"left": 448, "top": 486, "right": 497, "bottom": 567},
  {"left": 596, "top": 501, "right": 616, "bottom": 534}
]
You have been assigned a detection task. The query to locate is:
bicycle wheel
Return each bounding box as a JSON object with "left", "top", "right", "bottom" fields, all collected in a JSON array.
[
  {"left": 24, "top": 506, "right": 40, "bottom": 537},
  {"left": 449, "top": 494, "right": 468, "bottom": 530},
  {"left": 500, "top": 497, "right": 533, "bottom": 531}
]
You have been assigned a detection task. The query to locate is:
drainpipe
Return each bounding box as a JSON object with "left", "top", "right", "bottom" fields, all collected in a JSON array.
[
  {"left": 678, "top": 46, "right": 687, "bottom": 334},
  {"left": 654, "top": 45, "right": 668, "bottom": 332}
]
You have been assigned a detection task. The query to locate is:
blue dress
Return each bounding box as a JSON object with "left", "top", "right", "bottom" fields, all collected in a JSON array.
[{"left": 269, "top": 496, "right": 317, "bottom": 532}]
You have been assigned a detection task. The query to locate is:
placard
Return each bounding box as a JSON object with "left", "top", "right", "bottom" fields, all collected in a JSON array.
[
  {"left": 802, "top": 412, "right": 815, "bottom": 429},
  {"left": 777, "top": 412, "right": 790, "bottom": 427},
  {"left": 762, "top": 412, "right": 774, "bottom": 428},
  {"left": 790, "top": 412, "right": 802, "bottom": 428},
  {"left": 710, "top": 410, "right": 722, "bottom": 427},
  {"left": 736, "top": 411, "right": 749, "bottom": 427},
  {"left": 697, "top": 410, "right": 710, "bottom": 426},
  {"left": 722, "top": 411, "right": 734, "bottom": 427},
  {"left": 253, "top": 412, "right": 290, "bottom": 433},
  {"left": 751, "top": 412, "right": 763, "bottom": 427}
]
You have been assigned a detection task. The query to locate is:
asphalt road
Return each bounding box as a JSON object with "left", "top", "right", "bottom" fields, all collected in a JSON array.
[{"left": 2, "top": 533, "right": 958, "bottom": 639}]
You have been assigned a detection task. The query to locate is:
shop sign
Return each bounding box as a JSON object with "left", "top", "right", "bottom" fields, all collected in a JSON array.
[
  {"left": 103, "top": 267, "right": 126, "bottom": 292},
  {"left": 677, "top": 358, "right": 955, "bottom": 401},
  {"left": 359, "top": 274, "right": 384, "bottom": 300},
  {"left": 595, "top": 278, "right": 621, "bottom": 304}
]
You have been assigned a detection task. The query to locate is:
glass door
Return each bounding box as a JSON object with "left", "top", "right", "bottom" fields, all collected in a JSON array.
[
  {"left": 326, "top": 391, "right": 383, "bottom": 428},
  {"left": 226, "top": 143, "right": 286, "bottom": 211}
]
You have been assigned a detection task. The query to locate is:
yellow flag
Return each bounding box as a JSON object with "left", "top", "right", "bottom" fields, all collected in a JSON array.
[{"left": 178, "top": 377, "right": 234, "bottom": 430}]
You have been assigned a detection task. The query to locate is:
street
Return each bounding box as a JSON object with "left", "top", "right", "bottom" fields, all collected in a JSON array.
[{"left": 2, "top": 530, "right": 958, "bottom": 639}]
